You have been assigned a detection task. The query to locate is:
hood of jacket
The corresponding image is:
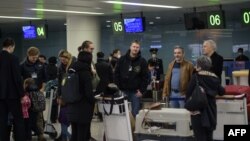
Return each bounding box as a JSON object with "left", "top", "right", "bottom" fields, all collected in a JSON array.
[{"left": 72, "top": 51, "right": 92, "bottom": 72}]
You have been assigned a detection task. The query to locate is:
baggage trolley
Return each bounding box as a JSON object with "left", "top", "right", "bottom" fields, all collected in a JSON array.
[
  {"left": 214, "top": 94, "right": 248, "bottom": 140},
  {"left": 95, "top": 95, "right": 133, "bottom": 141},
  {"left": 44, "top": 86, "right": 61, "bottom": 139}
]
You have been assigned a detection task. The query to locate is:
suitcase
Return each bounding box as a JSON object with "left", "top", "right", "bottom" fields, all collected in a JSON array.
[
  {"left": 224, "top": 85, "right": 250, "bottom": 103},
  {"left": 135, "top": 108, "right": 193, "bottom": 141}
]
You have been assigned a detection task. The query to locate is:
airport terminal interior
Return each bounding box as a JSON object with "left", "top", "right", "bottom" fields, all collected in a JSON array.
[{"left": 0, "top": 0, "right": 250, "bottom": 141}]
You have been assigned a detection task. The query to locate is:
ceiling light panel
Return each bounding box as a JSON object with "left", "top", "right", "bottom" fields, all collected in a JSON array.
[
  {"left": 29, "top": 8, "right": 104, "bottom": 15},
  {"left": 104, "top": 1, "right": 181, "bottom": 9},
  {"left": 0, "top": 16, "right": 41, "bottom": 20}
]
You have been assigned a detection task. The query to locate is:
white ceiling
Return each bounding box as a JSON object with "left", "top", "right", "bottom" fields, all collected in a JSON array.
[{"left": 0, "top": 0, "right": 249, "bottom": 23}]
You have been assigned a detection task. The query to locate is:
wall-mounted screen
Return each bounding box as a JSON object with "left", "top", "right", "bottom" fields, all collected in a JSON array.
[
  {"left": 123, "top": 17, "right": 145, "bottom": 33},
  {"left": 184, "top": 12, "right": 208, "bottom": 30},
  {"left": 22, "top": 25, "right": 37, "bottom": 39}
]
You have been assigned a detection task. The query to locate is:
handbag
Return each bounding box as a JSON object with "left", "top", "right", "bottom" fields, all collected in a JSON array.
[
  {"left": 92, "top": 73, "right": 100, "bottom": 90},
  {"left": 101, "top": 83, "right": 124, "bottom": 115},
  {"left": 185, "top": 74, "right": 208, "bottom": 111}
]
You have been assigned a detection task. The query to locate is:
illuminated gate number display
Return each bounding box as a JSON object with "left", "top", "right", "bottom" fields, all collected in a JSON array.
[
  {"left": 36, "top": 25, "right": 47, "bottom": 39},
  {"left": 207, "top": 11, "right": 225, "bottom": 29},
  {"left": 112, "top": 20, "right": 124, "bottom": 34},
  {"left": 241, "top": 9, "right": 250, "bottom": 26}
]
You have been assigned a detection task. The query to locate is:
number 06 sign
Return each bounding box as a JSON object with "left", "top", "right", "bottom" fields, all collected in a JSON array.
[{"left": 207, "top": 11, "right": 225, "bottom": 29}]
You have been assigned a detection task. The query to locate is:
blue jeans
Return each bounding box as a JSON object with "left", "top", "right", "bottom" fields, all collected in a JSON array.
[
  {"left": 123, "top": 90, "right": 141, "bottom": 117},
  {"left": 169, "top": 91, "right": 185, "bottom": 108},
  {"left": 61, "top": 123, "right": 71, "bottom": 140}
]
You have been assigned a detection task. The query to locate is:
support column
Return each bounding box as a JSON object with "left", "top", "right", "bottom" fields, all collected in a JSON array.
[{"left": 66, "top": 15, "right": 100, "bottom": 62}]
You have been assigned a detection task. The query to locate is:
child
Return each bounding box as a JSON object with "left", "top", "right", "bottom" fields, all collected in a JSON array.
[
  {"left": 24, "top": 78, "right": 46, "bottom": 141},
  {"left": 22, "top": 78, "right": 34, "bottom": 141}
]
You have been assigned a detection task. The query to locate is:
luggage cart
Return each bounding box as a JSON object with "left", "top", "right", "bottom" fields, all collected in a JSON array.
[
  {"left": 44, "top": 86, "right": 61, "bottom": 139},
  {"left": 214, "top": 94, "right": 248, "bottom": 140},
  {"left": 95, "top": 95, "right": 133, "bottom": 141}
]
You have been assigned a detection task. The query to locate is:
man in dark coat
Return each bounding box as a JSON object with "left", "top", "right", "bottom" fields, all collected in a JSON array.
[
  {"left": 115, "top": 40, "right": 148, "bottom": 117},
  {"left": 67, "top": 51, "right": 95, "bottom": 141},
  {"left": 20, "top": 47, "right": 47, "bottom": 141},
  {"left": 0, "top": 38, "right": 25, "bottom": 141},
  {"left": 202, "top": 40, "right": 224, "bottom": 81},
  {"left": 148, "top": 48, "right": 164, "bottom": 80},
  {"left": 95, "top": 52, "right": 113, "bottom": 94}
]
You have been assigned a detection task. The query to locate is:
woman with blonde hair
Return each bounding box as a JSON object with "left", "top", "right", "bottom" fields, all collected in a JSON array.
[{"left": 57, "top": 49, "right": 73, "bottom": 141}]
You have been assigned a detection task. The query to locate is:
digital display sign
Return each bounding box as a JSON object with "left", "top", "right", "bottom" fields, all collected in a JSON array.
[
  {"left": 184, "top": 12, "right": 208, "bottom": 30},
  {"left": 123, "top": 17, "right": 145, "bottom": 33},
  {"left": 207, "top": 11, "right": 225, "bottom": 29},
  {"left": 36, "top": 25, "right": 47, "bottom": 39},
  {"left": 112, "top": 20, "right": 124, "bottom": 34},
  {"left": 22, "top": 24, "right": 47, "bottom": 39},
  {"left": 22, "top": 25, "right": 37, "bottom": 39},
  {"left": 241, "top": 8, "right": 250, "bottom": 27}
]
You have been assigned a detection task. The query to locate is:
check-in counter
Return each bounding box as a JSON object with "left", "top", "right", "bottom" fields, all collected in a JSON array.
[{"left": 232, "top": 70, "right": 249, "bottom": 86}]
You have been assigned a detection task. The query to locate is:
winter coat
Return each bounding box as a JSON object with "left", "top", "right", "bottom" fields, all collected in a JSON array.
[
  {"left": 20, "top": 58, "right": 46, "bottom": 89},
  {"left": 0, "top": 50, "right": 24, "bottom": 99},
  {"left": 46, "top": 64, "right": 58, "bottom": 81},
  {"left": 210, "top": 52, "right": 223, "bottom": 81},
  {"left": 114, "top": 50, "right": 148, "bottom": 94},
  {"left": 186, "top": 71, "right": 225, "bottom": 130},
  {"left": 66, "top": 51, "right": 95, "bottom": 124},
  {"left": 95, "top": 58, "right": 113, "bottom": 94}
]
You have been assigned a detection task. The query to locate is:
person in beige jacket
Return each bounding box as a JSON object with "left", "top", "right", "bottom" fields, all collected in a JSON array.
[{"left": 162, "top": 46, "right": 194, "bottom": 108}]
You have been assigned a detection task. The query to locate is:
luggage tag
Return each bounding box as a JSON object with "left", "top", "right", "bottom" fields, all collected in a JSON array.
[{"left": 31, "top": 72, "right": 37, "bottom": 79}]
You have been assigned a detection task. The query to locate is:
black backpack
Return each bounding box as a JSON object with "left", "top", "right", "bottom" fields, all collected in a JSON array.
[{"left": 61, "top": 69, "right": 82, "bottom": 104}]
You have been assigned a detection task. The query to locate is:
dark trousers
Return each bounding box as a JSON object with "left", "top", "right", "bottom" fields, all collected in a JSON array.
[
  {"left": 70, "top": 122, "right": 89, "bottom": 141},
  {"left": 191, "top": 114, "right": 214, "bottom": 141},
  {"left": 29, "top": 111, "right": 44, "bottom": 136},
  {"left": 0, "top": 99, "right": 25, "bottom": 141},
  {"left": 24, "top": 118, "right": 32, "bottom": 141}
]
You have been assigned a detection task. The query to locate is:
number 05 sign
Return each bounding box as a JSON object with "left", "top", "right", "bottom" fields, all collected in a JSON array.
[{"left": 112, "top": 20, "right": 124, "bottom": 34}]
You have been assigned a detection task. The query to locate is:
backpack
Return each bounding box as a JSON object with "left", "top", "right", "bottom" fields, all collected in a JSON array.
[
  {"left": 61, "top": 69, "right": 82, "bottom": 104},
  {"left": 30, "top": 91, "right": 46, "bottom": 112}
]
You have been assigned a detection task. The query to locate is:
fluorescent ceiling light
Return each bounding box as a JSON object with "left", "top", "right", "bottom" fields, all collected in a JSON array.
[
  {"left": 104, "top": 1, "right": 181, "bottom": 9},
  {"left": 30, "top": 8, "right": 104, "bottom": 15},
  {"left": 0, "top": 16, "right": 41, "bottom": 20}
]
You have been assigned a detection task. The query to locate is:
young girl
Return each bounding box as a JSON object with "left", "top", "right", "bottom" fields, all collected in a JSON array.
[{"left": 22, "top": 78, "right": 35, "bottom": 141}]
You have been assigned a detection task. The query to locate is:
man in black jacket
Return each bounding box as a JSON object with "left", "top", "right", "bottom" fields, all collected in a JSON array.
[
  {"left": 95, "top": 52, "right": 113, "bottom": 94},
  {"left": 202, "top": 40, "right": 224, "bottom": 81},
  {"left": 20, "top": 47, "right": 47, "bottom": 141},
  {"left": 0, "top": 38, "right": 25, "bottom": 141},
  {"left": 115, "top": 40, "right": 148, "bottom": 117}
]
